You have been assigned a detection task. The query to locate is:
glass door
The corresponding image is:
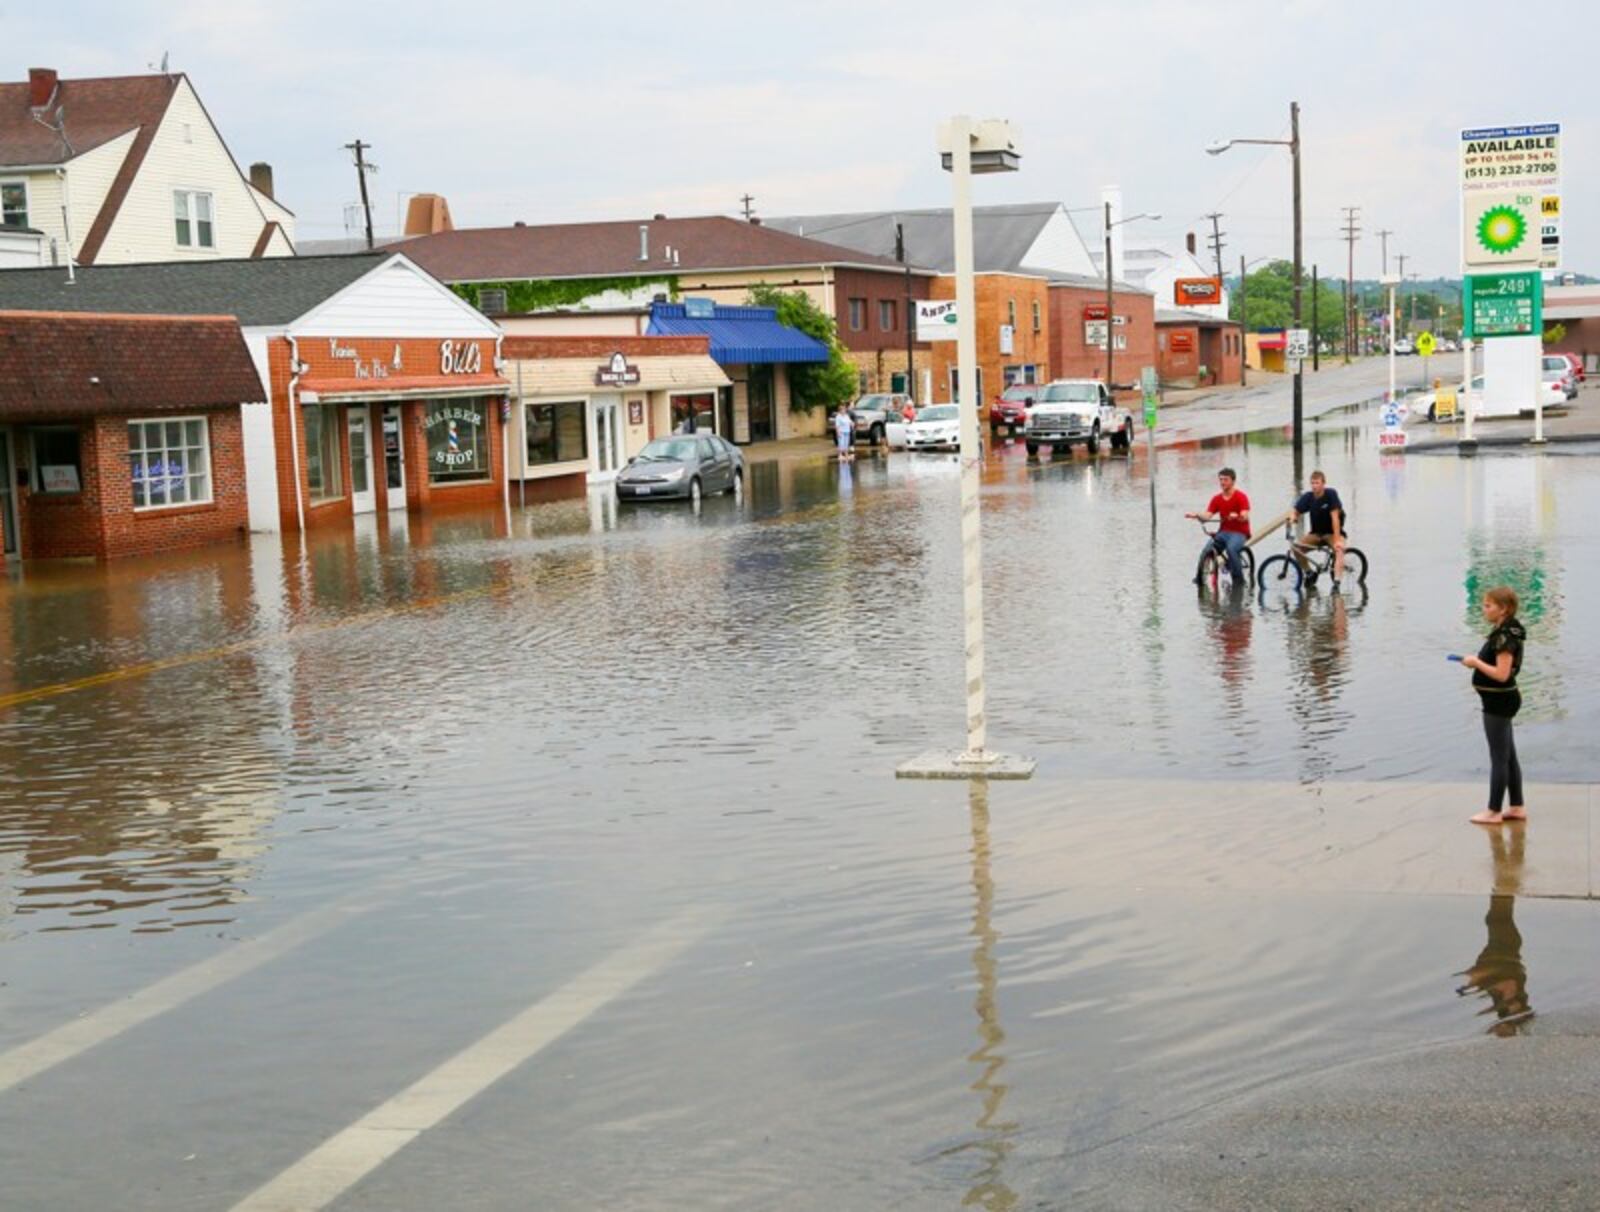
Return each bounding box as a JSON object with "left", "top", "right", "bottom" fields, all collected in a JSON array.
[
  {"left": 382, "top": 405, "right": 405, "bottom": 504},
  {"left": 0, "top": 431, "right": 16, "bottom": 556},
  {"left": 349, "top": 406, "right": 376, "bottom": 514},
  {"left": 591, "top": 394, "right": 623, "bottom": 479}
]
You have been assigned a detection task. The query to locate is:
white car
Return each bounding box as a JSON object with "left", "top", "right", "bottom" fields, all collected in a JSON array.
[
  {"left": 902, "top": 404, "right": 963, "bottom": 451},
  {"left": 1415, "top": 374, "right": 1565, "bottom": 421}
]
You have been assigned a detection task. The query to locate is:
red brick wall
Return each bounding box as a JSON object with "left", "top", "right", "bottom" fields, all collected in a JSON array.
[
  {"left": 1047, "top": 284, "right": 1156, "bottom": 396},
  {"left": 929, "top": 274, "right": 1052, "bottom": 405},
  {"left": 834, "top": 266, "right": 932, "bottom": 353},
  {"left": 17, "top": 410, "right": 249, "bottom": 560},
  {"left": 502, "top": 334, "right": 710, "bottom": 360}
]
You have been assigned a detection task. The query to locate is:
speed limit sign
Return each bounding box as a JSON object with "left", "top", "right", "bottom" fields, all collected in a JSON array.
[{"left": 1285, "top": 328, "right": 1311, "bottom": 359}]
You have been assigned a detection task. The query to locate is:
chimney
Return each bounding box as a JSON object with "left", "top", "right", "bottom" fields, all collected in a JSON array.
[
  {"left": 249, "top": 162, "right": 275, "bottom": 200},
  {"left": 28, "top": 68, "right": 58, "bottom": 110},
  {"left": 653, "top": 213, "right": 666, "bottom": 221},
  {"left": 749, "top": 217, "right": 762, "bottom": 226},
  {"left": 639, "top": 224, "right": 649, "bottom": 262},
  {"left": 1186, "top": 231, "right": 1196, "bottom": 255}
]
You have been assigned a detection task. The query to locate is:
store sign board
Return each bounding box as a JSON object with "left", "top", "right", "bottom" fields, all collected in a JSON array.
[
  {"left": 1140, "top": 366, "right": 1158, "bottom": 428},
  {"left": 1464, "top": 272, "right": 1542, "bottom": 338},
  {"left": 1174, "top": 277, "right": 1223, "bottom": 307},
  {"left": 1460, "top": 122, "right": 1559, "bottom": 271},
  {"left": 1085, "top": 322, "right": 1126, "bottom": 351},
  {"left": 915, "top": 300, "right": 959, "bottom": 342},
  {"left": 439, "top": 339, "right": 484, "bottom": 375},
  {"left": 683, "top": 297, "right": 716, "bottom": 319},
  {"left": 596, "top": 352, "right": 641, "bottom": 386},
  {"left": 1169, "top": 331, "right": 1195, "bottom": 352}
]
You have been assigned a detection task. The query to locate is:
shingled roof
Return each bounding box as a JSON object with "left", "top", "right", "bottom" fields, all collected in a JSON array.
[
  {"left": 0, "top": 72, "right": 178, "bottom": 167},
  {"left": 0, "top": 253, "right": 391, "bottom": 327},
  {"left": 400, "top": 215, "right": 925, "bottom": 283},
  {"left": 0, "top": 311, "right": 264, "bottom": 419}
]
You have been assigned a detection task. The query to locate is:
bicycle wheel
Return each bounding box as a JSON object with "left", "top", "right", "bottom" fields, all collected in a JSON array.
[
  {"left": 1343, "top": 547, "right": 1368, "bottom": 586},
  {"left": 1195, "top": 548, "right": 1220, "bottom": 590},
  {"left": 1240, "top": 546, "right": 1256, "bottom": 587},
  {"left": 1257, "top": 554, "right": 1303, "bottom": 592}
]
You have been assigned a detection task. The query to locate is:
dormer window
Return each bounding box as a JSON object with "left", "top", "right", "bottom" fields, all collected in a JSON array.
[
  {"left": 1, "top": 181, "right": 27, "bottom": 229},
  {"left": 174, "top": 190, "right": 214, "bottom": 248}
]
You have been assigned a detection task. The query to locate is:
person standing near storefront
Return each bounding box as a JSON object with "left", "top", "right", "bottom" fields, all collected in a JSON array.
[
  {"left": 833, "top": 404, "right": 855, "bottom": 462},
  {"left": 1455, "top": 586, "right": 1528, "bottom": 826}
]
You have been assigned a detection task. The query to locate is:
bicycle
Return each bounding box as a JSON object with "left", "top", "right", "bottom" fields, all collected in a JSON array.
[
  {"left": 1256, "top": 530, "right": 1368, "bottom": 593},
  {"left": 1191, "top": 517, "right": 1255, "bottom": 590}
]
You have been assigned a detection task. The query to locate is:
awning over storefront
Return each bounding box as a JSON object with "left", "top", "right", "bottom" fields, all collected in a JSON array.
[
  {"left": 508, "top": 354, "right": 730, "bottom": 397},
  {"left": 298, "top": 373, "right": 510, "bottom": 403},
  {"left": 647, "top": 301, "right": 829, "bottom": 364}
]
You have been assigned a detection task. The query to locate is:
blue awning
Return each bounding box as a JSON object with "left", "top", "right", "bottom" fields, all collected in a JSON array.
[{"left": 647, "top": 301, "right": 829, "bottom": 365}]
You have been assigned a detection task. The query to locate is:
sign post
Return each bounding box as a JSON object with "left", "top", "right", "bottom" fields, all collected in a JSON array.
[{"left": 1141, "top": 365, "right": 1158, "bottom": 526}]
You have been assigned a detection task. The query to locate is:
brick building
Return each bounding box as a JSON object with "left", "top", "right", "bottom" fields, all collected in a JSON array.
[
  {"left": 1047, "top": 277, "right": 1157, "bottom": 396},
  {"left": 928, "top": 272, "right": 1052, "bottom": 404},
  {"left": 0, "top": 311, "right": 261, "bottom": 560},
  {"left": 1154, "top": 307, "right": 1244, "bottom": 388},
  {"left": 0, "top": 253, "right": 508, "bottom": 535}
]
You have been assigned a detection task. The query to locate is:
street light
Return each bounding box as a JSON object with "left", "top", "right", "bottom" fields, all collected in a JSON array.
[
  {"left": 1237, "top": 254, "right": 1271, "bottom": 387},
  {"left": 1102, "top": 207, "right": 1161, "bottom": 396},
  {"left": 898, "top": 117, "right": 1033, "bottom": 781},
  {"left": 1207, "top": 101, "right": 1303, "bottom": 479}
]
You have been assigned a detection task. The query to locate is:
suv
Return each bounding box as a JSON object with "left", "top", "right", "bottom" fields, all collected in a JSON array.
[
  {"left": 1024, "top": 380, "right": 1135, "bottom": 456},
  {"left": 988, "top": 385, "right": 1037, "bottom": 437},
  {"left": 847, "top": 393, "right": 911, "bottom": 446}
]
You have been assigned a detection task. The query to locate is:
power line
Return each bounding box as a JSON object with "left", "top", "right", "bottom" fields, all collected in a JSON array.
[
  {"left": 1340, "top": 206, "right": 1361, "bottom": 361},
  {"left": 1203, "top": 212, "right": 1226, "bottom": 279},
  {"left": 343, "top": 139, "right": 377, "bottom": 251},
  {"left": 1374, "top": 228, "right": 1393, "bottom": 276}
]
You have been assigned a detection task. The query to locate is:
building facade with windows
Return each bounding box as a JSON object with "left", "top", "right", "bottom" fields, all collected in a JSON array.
[
  {"left": 927, "top": 272, "right": 1052, "bottom": 406},
  {"left": 0, "top": 253, "right": 508, "bottom": 538},
  {"left": 1046, "top": 276, "right": 1157, "bottom": 394},
  {"left": 0, "top": 67, "right": 293, "bottom": 268},
  {"left": 0, "top": 311, "right": 262, "bottom": 561},
  {"left": 1154, "top": 307, "right": 1244, "bottom": 388},
  {"left": 501, "top": 334, "right": 730, "bottom": 501}
]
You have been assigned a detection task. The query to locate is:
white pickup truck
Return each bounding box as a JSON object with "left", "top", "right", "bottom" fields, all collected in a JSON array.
[{"left": 1024, "top": 379, "right": 1136, "bottom": 456}]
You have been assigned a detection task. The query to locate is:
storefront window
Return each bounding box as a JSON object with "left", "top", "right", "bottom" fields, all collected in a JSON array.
[
  {"left": 526, "top": 401, "right": 587, "bottom": 466},
  {"left": 427, "top": 401, "right": 491, "bottom": 482},
  {"left": 31, "top": 427, "right": 82, "bottom": 494},
  {"left": 303, "top": 404, "right": 343, "bottom": 501},
  {"left": 129, "top": 417, "right": 211, "bottom": 509}
]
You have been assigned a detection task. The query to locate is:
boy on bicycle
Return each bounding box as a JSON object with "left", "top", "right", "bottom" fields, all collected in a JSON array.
[
  {"left": 1290, "top": 470, "right": 1346, "bottom": 585},
  {"left": 1186, "top": 467, "right": 1251, "bottom": 583}
]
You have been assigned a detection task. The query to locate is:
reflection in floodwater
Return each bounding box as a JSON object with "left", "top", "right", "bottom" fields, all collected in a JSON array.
[
  {"left": 1455, "top": 828, "right": 1533, "bottom": 1037},
  {"left": 959, "top": 780, "right": 1018, "bottom": 1211}
]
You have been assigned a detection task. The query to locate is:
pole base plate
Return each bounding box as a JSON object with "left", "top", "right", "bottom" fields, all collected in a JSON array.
[{"left": 895, "top": 748, "right": 1037, "bottom": 780}]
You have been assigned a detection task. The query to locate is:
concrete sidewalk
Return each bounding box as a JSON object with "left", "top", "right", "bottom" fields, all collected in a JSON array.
[{"left": 1408, "top": 382, "right": 1600, "bottom": 452}]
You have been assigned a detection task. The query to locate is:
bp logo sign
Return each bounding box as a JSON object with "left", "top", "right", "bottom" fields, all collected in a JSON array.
[{"left": 1476, "top": 205, "right": 1527, "bottom": 255}]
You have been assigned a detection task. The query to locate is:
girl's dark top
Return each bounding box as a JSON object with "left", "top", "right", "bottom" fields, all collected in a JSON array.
[{"left": 1474, "top": 618, "right": 1526, "bottom": 716}]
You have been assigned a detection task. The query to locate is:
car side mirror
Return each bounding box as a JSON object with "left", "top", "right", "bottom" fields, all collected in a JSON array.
[{"left": 1024, "top": 397, "right": 1034, "bottom": 406}]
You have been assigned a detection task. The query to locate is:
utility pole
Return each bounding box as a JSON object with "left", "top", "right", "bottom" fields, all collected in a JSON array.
[
  {"left": 1290, "top": 100, "right": 1303, "bottom": 480},
  {"left": 1203, "top": 211, "right": 1226, "bottom": 279},
  {"left": 1311, "top": 265, "right": 1320, "bottom": 371},
  {"left": 740, "top": 193, "right": 756, "bottom": 222},
  {"left": 1104, "top": 201, "right": 1116, "bottom": 394},
  {"left": 1239, "top": 253, "right": 1249, "bottom": 388},
  {"left": 1340, "top": 206, "right": 1360, "bottom": 361},
  {"left": 344, "top": 139, "right": 377, "bottom": 251},
  {"left": 1394, "top": 254, "right": 1409, "bottom": 338},
  {"left": 897, "top": 222, "right": 916, "bottom": 403},
  {"left": 1375, "top": 227, "right": 1393, "bottom": 276}
]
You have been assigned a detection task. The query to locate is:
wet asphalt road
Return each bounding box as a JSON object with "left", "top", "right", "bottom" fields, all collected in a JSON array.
[{"left": 1, "top": 368, "right": 1596, "bottom": 1209}]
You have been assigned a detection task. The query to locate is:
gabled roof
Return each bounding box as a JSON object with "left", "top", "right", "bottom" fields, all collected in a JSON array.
[
  {"left": 0, "top": 311, "right": 263, "bottom": 418},
  {"left": 0, "top": 253, "right": 392, "bottom": 327},
  {"left": 766, "top": 203, "right": 1076, "bottom": 275},
  {"left": 400, "top": 215, "right": 920, "bottom": 283},
  {"left": 0, "top": 73, "right": 178, "bottom": 167},
  {"left": 1156, "top": 306, "right": 1240, "bottom": 327}
]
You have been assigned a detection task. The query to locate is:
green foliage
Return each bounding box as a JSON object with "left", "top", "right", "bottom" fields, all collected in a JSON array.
[
  {"left": 450, "top": 275, "right": 675, "bottom": 314},
  {"left": 1543, "top": 322, "right": 1567, "bottom": 345},
  {"left": 744, "top": 283, "right": 859, "bottom": 413},
  {"left": 1228, "top": 261, "right": 1366, "bottom": 349}
]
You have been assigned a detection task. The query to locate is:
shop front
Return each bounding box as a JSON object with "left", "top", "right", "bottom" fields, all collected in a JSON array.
[
  {"left": 503, "top": 335, "right": 730, "bottom": 501},
  {"left": 0, "top": 311, "right": 262, "bottom": 561}
]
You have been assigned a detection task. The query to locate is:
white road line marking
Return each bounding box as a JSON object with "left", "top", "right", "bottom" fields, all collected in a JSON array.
[
  {"left": 229, "top": 907, "right": 718, "bottom": 1212},
  {"left": 0, "top": 902, "right": 365, "bottom": 1096}
]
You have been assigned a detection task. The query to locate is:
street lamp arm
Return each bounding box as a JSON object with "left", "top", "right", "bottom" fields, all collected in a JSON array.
[{"left": 1208, "top": 137, "right": 1293, "bottom": 155}]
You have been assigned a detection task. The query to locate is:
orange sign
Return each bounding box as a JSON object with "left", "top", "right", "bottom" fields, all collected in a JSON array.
[
  {"left": 1175, "top": 277, "right": 1223, "bottom": 307},
  {"left": 1169, "top": 331, "right": 1195, "bottom": 352}
]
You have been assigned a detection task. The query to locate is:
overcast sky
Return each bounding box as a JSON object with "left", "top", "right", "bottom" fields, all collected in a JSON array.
[{"left": 9, "top": 0, "right": 1592, "bottom": 278}]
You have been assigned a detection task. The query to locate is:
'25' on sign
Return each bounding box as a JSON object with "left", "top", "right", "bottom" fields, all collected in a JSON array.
[{"left": 440, "top": 340, "right": 484, "bottom": 375}]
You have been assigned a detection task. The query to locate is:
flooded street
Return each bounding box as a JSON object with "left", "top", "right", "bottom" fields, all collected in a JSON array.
[{"left": 3, "top": 397, "right": 1598, "bottom": 1209}]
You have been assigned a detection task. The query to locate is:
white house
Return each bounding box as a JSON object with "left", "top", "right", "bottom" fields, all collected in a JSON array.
[{"left": 0, "top": 67, "right": 294, "bottom": 268}]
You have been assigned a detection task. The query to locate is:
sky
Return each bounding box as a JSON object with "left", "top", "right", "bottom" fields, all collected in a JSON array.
[{"left": 7, "top": 0, "right": 1594, "bottom": 279}]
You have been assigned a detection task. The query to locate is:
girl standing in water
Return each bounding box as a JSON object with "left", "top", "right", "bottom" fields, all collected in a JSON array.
[{"left": 1460, "top": 586, "right": 1527, "bottom": 826}]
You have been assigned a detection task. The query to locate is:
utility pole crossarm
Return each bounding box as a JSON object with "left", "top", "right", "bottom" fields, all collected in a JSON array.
[{"left": 344, "top": 139, "right": 376, "bottom": 251}]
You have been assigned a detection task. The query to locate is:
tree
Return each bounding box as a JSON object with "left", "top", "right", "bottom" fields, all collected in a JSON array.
[
  {"left": 1543, "top": 322, "right": 1567, "bottom": 345},
  {"left": 1228, "top": 260, "right": 1343, "bottom": 348},
  {"left": 745, "top": 283, "right": 859, "bottom": 412}
]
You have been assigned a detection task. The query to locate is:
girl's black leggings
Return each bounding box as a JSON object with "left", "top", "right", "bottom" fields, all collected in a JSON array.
[{"left": 1483, "top": 710, "right": 1523, "bottom": 812}]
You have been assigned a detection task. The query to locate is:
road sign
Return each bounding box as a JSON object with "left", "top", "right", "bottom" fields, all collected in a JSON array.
[
  {"left": 915, "top": 300, "right": 959, "bottom": 342},
  {"left": 1434, "top": 386, "right": 1459, "bottom": 421},
  {"left": 1285, "top": 328, "right": 1310, "bottom": 360},
  {"left": 1140, "top": 366, "right": 1158, "bottom": 428},
  {"left": 1415, "top": 331, "right": 1436, "bottom": 357},
  {"left": 1460, "top": 123, "right": 1559, "bottom": 272},
  {"left": 1464, "top": 272, "right": 1542, "bottom": 338},
  {"left": 1377, "top": 429, "right": 1408, "bottom": 451}
]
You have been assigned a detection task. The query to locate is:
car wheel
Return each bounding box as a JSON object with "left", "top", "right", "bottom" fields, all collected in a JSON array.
[
  {"left": 871, "top": 423, "right": 884, "bottom": 447},
  {"left": 730, "top": 469, "right": 743, "bottom": 499},
  {"left": 1025, "top": 441, "right": 1039, "bottom": 457},
  {"left": 689, "top": 477, "right": 702, "bottom": 506},
  {"left": 1086, "top": 426, "right": 1100, "bottom": 455}
]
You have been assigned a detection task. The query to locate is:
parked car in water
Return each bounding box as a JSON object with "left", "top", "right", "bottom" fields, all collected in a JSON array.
[
  {"left": 988, "top": 385, "right": 1038, "bottom": 437},
  {"left": 1417, "top": 374, "right": 1567, "bottom": 421},
  {"left": 1024, "top": 379, "right": 1135, "bottom": 455},
  {"left": 903, "top": 404, "right": 963, "bottom": 451},
  {"left": 615, "top": 433, "right": 744, "bottom": 504},
  {"left": 847, "top": 393, "right": 912, "bottom": 446},
  {"left": 1542, "top": 356, "right": 1579, "bottom": 400}
]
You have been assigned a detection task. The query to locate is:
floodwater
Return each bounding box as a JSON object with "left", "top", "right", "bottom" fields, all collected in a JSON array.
[{"left": 2, "top": 401, "right": 1597, "bottom": 1209}]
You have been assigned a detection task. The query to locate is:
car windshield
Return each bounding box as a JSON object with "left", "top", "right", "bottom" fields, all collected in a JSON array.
[
  {"left": 1001, "top": 387, "right": 1034, "bottom": 402},
  {"left": 1041, "top": 383, "right": 1099, "bottom": 403},
  {"left": 854, "top": 396, "right": 891, "bottom": 409},
  {"left": 637, "top": 439, "right": 698, "bottom": 462},
  {"left": 916, "top": 406, "right": 959, "bottom": 422}
]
